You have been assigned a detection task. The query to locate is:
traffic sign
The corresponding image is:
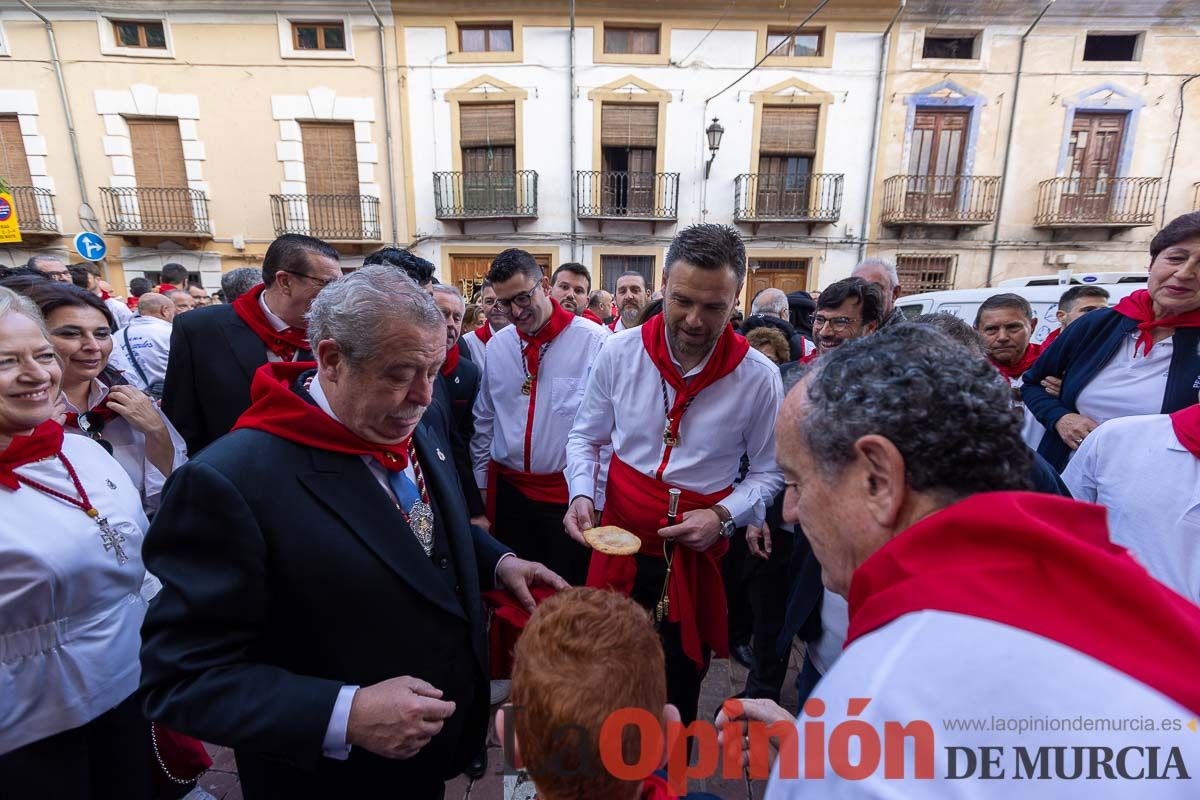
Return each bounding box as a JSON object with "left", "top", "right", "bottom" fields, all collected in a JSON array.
[
  {"left": 0, "top": 191, "right": 20, "bottom": 244},
  {"left": 73, "top": 231, "right": 107, "bottom": 261}
]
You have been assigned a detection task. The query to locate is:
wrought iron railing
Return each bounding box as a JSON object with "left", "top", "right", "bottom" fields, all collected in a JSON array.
[
  {"left": 1034, "top": 177, "right": 1160, "bottom": 227},
  {"left": 100, "top": 187, "right": 211, "bottom": 235},
  {"left": 6, "top": 185, "right": 59, "bottom": 232},
  {"left": 575, "top": 171, "right": 679, "bottom": 220},
  {"left": 734, "top": 173, "right": 843, "bottom": 222},
  {"left": 270, "top": 194, "right": 381, "bottom": 240},
  {"left": 880, "top": 174, "right": 1000, "bottom": 225},
  {"left": 433, "top": 170, "right": 538, "bottom": 219},
  {"left": 1193, "top": 182, "right": 1199, "bottom": 212}
]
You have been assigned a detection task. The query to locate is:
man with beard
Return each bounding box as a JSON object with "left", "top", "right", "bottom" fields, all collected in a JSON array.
[
  {"left": 610, "top": 271, "right": 648, "bottom": 332},
  {"left": 586, "top": 289, "right": 614, "bottom": 326},
  {"left": 564, "top": 224, "right": 784, "bottom": 727},
  {"left": 461, "top": 280, "right": 510, "bottom": 365},
  {"left": 802, "top": 277, "right": 883, "bottom": 361},
  {"left": 547, "top": 263, "right": 591, "bottom": 318}
]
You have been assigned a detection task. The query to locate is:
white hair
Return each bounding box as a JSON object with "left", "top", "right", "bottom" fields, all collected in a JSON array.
[
  {"left": 852, "top": 257, "right": 899, "bottom": 290},
  {"left": 0, "top": 286, "right": 50, "bottom": 339},
  {"left": 751, "top": 288, "right": 789, "bottom": 317},
  {"left": 431, "top": 283, "right": 465, "bottom": 308}
]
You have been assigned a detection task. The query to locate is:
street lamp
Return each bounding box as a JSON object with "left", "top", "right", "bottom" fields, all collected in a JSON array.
[{"left": 704, "top": 117, "right": 724, "bottom": 179}]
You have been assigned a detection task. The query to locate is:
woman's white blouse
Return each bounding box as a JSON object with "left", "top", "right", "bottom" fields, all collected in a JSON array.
[{"left": 0, "top": 434, "right": 158, "bottom": 755}]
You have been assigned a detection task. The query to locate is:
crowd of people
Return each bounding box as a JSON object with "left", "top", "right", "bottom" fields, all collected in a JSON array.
[{"left": 1, "top": 211, "right": 1199, "bottom": 800}]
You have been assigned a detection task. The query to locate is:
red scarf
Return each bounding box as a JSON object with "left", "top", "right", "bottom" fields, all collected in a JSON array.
[
  {"left": 475, "top": 321, "right": 494, "bottom": 344},
  {"left": 989, "top": 341, "right": 1043, "bottom": 381},
  {"left": 587, "top": 455, "right": 733, "bottom": 670},
  {"left": 63, "top": 403, "right": 118, "bottom": 431},
  {"left": 607, "top": 317, "right": 619, "bottom": 332},
  {"left": 1113, "top": 288, "right": 1200, "bottom": 356},
  {"left": 154, "top": 283, "right": 178, "bottom": 295},
  {"left": 846, "top": 492, "right": 1200, "bottom": 715},
  {"left": 231, "top": 284, "right": 310, "bottom": 361},
  {"left": 125, "top": 295, "right": 139, "bottom": 311},
  {"left": 1041, "top": 327, "right": 1061, "bottom": 348},
  {"left": 440, "top": 342, "right": 460, "bottom": 378},
  {"left": 582, "top": 309, "right": 604, "bottom": 326},
  {"left": 518, "top": 298, "right": 574, "bottom": 379},
  {"left": 233, "top": 362, "right": 412, "bottom": 471},
  {"left": 1170, "top": 403, "right": 1200, "bottom": 459},
  {"left": 0, "top": 420, "right": 64, "bottom": 490},
  {"left": 640, "top": 313, "right": 750, "bottom": 481},
  {"left": 482, "top": 585, "right": 558, "bottom": 679}
]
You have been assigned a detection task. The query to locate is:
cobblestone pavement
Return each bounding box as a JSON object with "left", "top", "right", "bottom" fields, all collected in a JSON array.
[{"left": 199, "top": 642, "right": 804, "bottom": 800}]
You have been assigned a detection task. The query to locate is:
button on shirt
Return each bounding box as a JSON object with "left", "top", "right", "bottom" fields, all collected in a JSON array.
[
  {"left": 566, "top": 326, "right": 784, "bottom": 527},
  {"left": 1063, "top": 413, "right": 1200, "bottom": 603},
  {"left": 108, "top": 315, "right": 173, "bottom": 392}
]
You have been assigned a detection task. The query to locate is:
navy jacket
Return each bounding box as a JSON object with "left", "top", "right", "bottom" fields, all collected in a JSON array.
[{"left": 1022, "top": 307, "right": 1200, "bottom": 471}]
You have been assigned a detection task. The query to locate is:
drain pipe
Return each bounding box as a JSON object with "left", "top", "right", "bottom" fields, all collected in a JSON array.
[
  {"left": 19, "top": 0, "right": 90, "bottom": 214},
  {"left": 568, "top": 0, "right": 578, "bottom": 261},
  {"left": 366, "top": 0, "right": 399, "bottom": 244},
  {"left": 986, "top": 0, "right": 1055, "bottom": 287},
  {"left": 857, "top": 0, "right": 906, "bottom": 261}
]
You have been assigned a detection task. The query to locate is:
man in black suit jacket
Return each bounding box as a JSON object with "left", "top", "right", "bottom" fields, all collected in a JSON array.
[
  {"left": 140, "top": 266, "right": 564, "bottom": 799},
  {"left": 161, "top": 234, "right": 342, "bottom": 455}
]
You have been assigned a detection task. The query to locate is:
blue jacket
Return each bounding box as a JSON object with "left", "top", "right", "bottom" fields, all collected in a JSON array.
[{"left": 1021, "top": 307, "right": 1200, "bottom": 471}]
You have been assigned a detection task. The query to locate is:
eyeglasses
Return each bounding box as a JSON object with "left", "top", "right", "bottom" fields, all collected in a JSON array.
[
  {"left": 44, "top": 270, "right": 71, "bottom": 282},
  {"left": 76, "top": 411, "right": 114, "bottom": 455},
  {"left": 808, "top": 314, "right": 859, "bottom": 332},
  {"left": 493, "top": 284, "right": 540, "bottom": 311},
  {"left": 281, "top": 270, "right": 335, "bottom": 289}
]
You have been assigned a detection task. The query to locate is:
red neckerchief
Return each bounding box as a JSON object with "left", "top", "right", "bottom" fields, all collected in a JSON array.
[
  {"left": 233, "top": 362, "right": 411, "bottom": 471},
  {"left": 0, "top": 420, "right": 64, "bottom": 490},
  {"left": 518, "top": 298, "right": 574, "bottom": 379},
  {"left": 1113, "top": 289, "right": 1200, "bottom": 356},
  {"left": 640, "top": 312, "right": 750, "bottom": 480},
  {"left": 99, "top": 289, "right": 111, "bottom": 301},
  {"left": 232, "top": 284, "right": 310, "bottom": 361},
  {"left": 154, "top": 283, "right": 178, "bottom": 295},
  {"left": 581, "top": 309, "right": 604, "bottom": 325},
  {"left": 440, "top": 342, "right": 461, "bottom": 378},
  {"left": 64, "top": 404, "right": 118, "bottom": 431},
  {"left": 607, "top": 317, "right": 619, "bottom": 332},
  {"left": 125, "top": 295, "right": 139, "bottom": 311},
  {"left": 475, "top": 320, "right": 494, "bottom": 344},
  {"left": 1170, "top": 403, "right": 1200, "bottom": 459},
  {"left": 990, "top": 341, "right": 1043, "bottom": 381},
  {"left": 846, "top": 492, "right": 1200, "bottom": 715},
  {"left": 1041, "top": 327, "right": 1061, "bottom": 348}
]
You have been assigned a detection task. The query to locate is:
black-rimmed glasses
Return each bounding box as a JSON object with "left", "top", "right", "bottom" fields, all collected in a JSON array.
[{"left": 493, "top": 284, "right": 540, "bottom": 311}]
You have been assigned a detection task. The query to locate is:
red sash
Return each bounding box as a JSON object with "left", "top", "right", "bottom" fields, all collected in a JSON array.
[
  {"left": 846, "top": 492, "right": 1200, "bottom": 715},
  {"left": 0, "top": 420, "right": 64, "bottom": 490},
  {"left": 990, "top": 341, "right": 1043, "bottom": 381},
  {"left": 482, "top": 585, "right": 558, "bottom": 679},
  {"left": 586, "top": 455, "right": 732, "bottom": 670},
  {"left": 1113, "top": 289, "right": 1200, "bottom": 356},
  {"left": 440, "top": 342, "right": 460, "bottom": 378},
  {"left": 231, "top": 284, "right": 310, "bottom": 361},
  {"left": 1170, "top": 403, "right": 1200, "bottom": 459},
  {"left": 486, "top": 460, "right": 569, "bottom": 522}
]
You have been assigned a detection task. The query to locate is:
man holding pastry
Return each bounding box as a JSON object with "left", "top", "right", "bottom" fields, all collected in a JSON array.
[{"left": 565, "top": 224, "right": 784, "bottom": 726}]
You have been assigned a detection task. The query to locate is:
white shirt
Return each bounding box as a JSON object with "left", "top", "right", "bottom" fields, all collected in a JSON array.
[
  {"left": 566, "top": 325, "right": 784, "bottom": 526},
  {"left": 1076, "top": 332, "right": 1173, "bottom": 425},
  {"left": 258, "top": 290, "right": 303, "bottom": 363},
  {"left": 1, "top": 435, "right": 158, "bottom": 754},
  {"left": 471, "top": 316, "right": 608, "bottom": 487},
  {"left": 1063, "top": 413, "right": 1200, "bottom": 603},
  {"left": 107, "top": 315, "right": 173, "bottom": 392},
  {"left": 63, "top": 381, "right": 188, "bottom": 516},
  {"left": 765, "top": 611, "right": 1198, "bottom": 798},
  {"left": 105, "top": 296, "right": 134, "bottom": 329},
  {"left": 807, "top": 589, "right": 849, "bottom": 675},
  {"left": 462, "top": 329, "right": 487, "bottom": 367},
  {"left": 612, "top": 316, "right": 630, "bottom": 334}
]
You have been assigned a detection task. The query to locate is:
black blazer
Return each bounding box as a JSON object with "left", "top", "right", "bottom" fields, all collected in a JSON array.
[
  {"left": 433, "top": 357, "right": 484, "bottom": 518},
  {"left": 162, "top": 304, "right": 302, "bottom": 455},
  {"left": 139, "top": 409, "right": 509, "bottom": 799}
]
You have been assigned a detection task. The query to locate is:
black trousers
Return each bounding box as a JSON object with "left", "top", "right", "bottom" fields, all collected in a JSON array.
[
  {"left": 722, "top": 526, "right": 754, "bottom": 649},
  {"left": 0, "top": 693, "right": 153, "bottom": 800},
  {"left": 629, "top": 554, "right": 711, "bottom": 728},
  {"left": 494, "top": 473, "right": 592, "bottom": 586},
  {"left": 743, "top": 524, "right": 797, "bottom": 701}
]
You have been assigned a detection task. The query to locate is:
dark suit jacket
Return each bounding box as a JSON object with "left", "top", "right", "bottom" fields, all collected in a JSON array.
[
  {"left": 163, "top": 303, "right": 304, "bottom": 455},
  {"left": 139, "top": 400, "right": 509, "bottom": 799},
  {"left": 433, "top": 357, "right": 484, "bottom": 518}
]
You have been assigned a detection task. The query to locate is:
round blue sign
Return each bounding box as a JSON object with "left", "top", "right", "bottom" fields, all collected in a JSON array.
[
  {"left": 0, "top": 196, "right": 11, "bottom": 222},
  {"left": 73, "top": 231, "right": 108, "bottom": 262}
]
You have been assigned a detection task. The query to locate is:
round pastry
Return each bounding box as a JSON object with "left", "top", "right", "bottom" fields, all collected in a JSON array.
[{"left": 582, "top": 525, "right": 642, "bottom": 556}]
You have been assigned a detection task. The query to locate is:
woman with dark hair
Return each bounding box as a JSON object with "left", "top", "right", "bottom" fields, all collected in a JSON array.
[
  {"left": 1023, "top": 211, "right": 1200, "bottom": 470},
  {"left": 22, "top": 282, "right": 186, "bottom": 514}
]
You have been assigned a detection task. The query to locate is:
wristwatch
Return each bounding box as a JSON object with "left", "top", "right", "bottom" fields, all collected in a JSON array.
[{"left": 713, "top": 504, "right": 736, "bottom": 539}]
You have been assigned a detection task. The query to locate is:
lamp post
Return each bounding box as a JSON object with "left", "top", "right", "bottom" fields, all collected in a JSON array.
[{"left": 704, "top": 117, "right": 724, "bottom": 179}]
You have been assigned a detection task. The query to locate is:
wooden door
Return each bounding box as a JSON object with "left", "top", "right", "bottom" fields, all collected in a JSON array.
[
  {"left": 749, "top": 259, "right": 809, "bottom": 299},
  {"left": 450, "top": 253, "right": 550, "bottom": 299},
  {"left": 906, "top": 109, "right": 969, "bottom": 218},
  {"left": 129, "top": 118, "right": 191, "bottom": 230},
  {"left": 1061, "top": 112, "right": 1126, "bottom": 220},
  {"left": 0, "top": 116, "right": 37, "bottom": 226},
  {"left": 301, "top": 121, "right": 360, "bottom": 236}
]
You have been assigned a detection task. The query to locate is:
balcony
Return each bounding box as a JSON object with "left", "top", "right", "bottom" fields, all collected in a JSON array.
[
  {"left": 270, "top": 194, "right": 381, "bottom": 243},
  {"left": 881, "top": 174, "right": 1000, "bottom": 234},
  {"left": 1034, "top": 177, "right": 1160, "bottom": 233},
  {"left": 7, "top": 185, "right": 60, "bottom": 240},
  {"left": 433, "top": 170, "right": 538, "bottom": 233},
  {"left": 575, "top": 170, "right": 679, "bottom": 231},
  {"left": 100, "top": 187, "right": 212, "bottom": 242},
  {"left": 734, "top": 173, "right": 843, "bottom": 233}
]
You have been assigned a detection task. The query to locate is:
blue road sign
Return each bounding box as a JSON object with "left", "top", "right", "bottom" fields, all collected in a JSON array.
[{"left": 73, "top": 231, "right": 107, "bottom": 262}]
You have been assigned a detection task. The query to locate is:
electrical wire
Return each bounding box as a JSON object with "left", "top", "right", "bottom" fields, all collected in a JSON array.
[{"left": 671, "top": 0, "right": 735, "bottom": 67}]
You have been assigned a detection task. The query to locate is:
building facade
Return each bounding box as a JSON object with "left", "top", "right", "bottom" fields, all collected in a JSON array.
[{"left": 1, "top": 0, "right": 1197, "bottom": 303}]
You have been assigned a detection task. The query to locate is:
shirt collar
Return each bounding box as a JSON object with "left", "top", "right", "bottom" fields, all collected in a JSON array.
[
  {"left": 308, "top": 373, "right": 342, "bottom": 423},
  {"left": 61, "top": 380, "right": 110, "bottom": 414},
  {"left": 662, "top": 320, "right": 715, "bottom": 379},
  {"left": 258, "top": 290, "right": 289, "bottom": 333}
]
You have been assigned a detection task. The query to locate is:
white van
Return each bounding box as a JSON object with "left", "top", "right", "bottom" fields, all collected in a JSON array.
[{"left": 896, "top": 272, "right": 1147, "bottom": 344}]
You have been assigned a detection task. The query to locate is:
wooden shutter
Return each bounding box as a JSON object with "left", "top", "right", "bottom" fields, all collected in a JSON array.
[
  {"left": 601, "top": 104, "right": 658, "bottom": 148},
  {"left": 0, "top": 117, "right": 32, "bottom": 186},
  {"left": 300, "top": 121, "right": 359, "bottom": 195},
  {"left": 128, "top": 118, "right": 188, "bottom": 188},
  {"left": 759, "top": 106, "right": 818, "bottom": 155},
  {"left": 459, "top": 103, "right": 516, "bottom": 148}
]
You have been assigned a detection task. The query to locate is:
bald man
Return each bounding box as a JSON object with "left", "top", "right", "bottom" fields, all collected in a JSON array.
[{"left": 108, "top": 292, "right": 176, "bottom": 397}]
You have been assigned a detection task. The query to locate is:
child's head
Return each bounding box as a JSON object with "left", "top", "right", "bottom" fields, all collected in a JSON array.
[{"left": 501, "top": 587, "right": 676, "bottom": 800}]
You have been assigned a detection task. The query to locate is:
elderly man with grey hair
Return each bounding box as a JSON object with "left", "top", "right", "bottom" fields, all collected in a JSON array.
[
  {"left": 717, "top": 325, "right": 1200, "bottom": 797},
  {"left": 751, "top": 287, "right": 790, "bottom": 319},
  {"left": 139, "top": 265, "right": 566, "bottom": 799},
  {"left": 851, "top": 256, "right": 905, "bottom": 328},
  {"left": 220, "top": 266, "right": 264, "bottom": 304}
]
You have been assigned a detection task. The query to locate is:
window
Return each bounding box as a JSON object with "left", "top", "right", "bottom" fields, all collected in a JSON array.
[
  {"left": 604, "top": 25, "right": 660, "bottom": 55},
  {"left": 897, "top": 254, "right": 957, "bottom": 293},
  {"left": 922, "top": 32, "right": 979, "bottom": 60},
  {"left": 1083, "top": 33, "right": 1141, "bottom": 62},
  {"left": 458, "top": 23, "right": 513, "bottom": 53},
  {"left": 112, "top": 19, "right": 166, "bottom": 49},
  {"left": 600, "top": 104, "right": 659, "bottom": 215},
  {"left": 767, "top": 27, "right": 824, "bottom": 58},
  {"left": 292, "top": 21, "right": 347, "bottom": 51},
  {"left": 600, "top": 254, "right": 655, "bottom": 294},
  {"left": 757, "top": 107, "right": 818, "bottom": 215}
]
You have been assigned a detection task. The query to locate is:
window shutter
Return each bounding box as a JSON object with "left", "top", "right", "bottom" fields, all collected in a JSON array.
[
  {"left": 459, "top": 103, "right": 517, "bottom": 149},
  {"left": 128, "top": 118, "right": 188, "bottom": 188},
  {"left": 300, "top": 121, "right": 359, "bottom": 195},
  {"left": 759, "top": 106, "right": 819, "bottom": 155},
  {"left": 600, "top": 104, "right": 658, "bottom": 148},
  {"left": 0, "top": 116, "right": 32, "bottom": 185}
]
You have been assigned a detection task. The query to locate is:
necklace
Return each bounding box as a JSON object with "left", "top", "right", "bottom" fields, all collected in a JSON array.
[
  {"left": 520, "top": 341, "right": 553, "bottom": 396},
  {"left": 396, "top": 442, "right": 435, "bottom": 556},
  {"left": 15, "top": 452, "right": 128, "bottom": 566},
  {"left": 659, "top": 376, "right": 696, "bottom": 448}
]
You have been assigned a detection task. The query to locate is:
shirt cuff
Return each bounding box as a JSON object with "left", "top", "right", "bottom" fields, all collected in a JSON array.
[
  {"left": 722, "top": 487, "right": 765, "bottom": 528},
  {"left": 566, "top": 472, "right": 596, "bottom": 506},
  {"left": 322, "top": 685, "right": 359, "bottom": 760},
  {"left": 493, "top": 551, "right": 517, "bottom": 586}
]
